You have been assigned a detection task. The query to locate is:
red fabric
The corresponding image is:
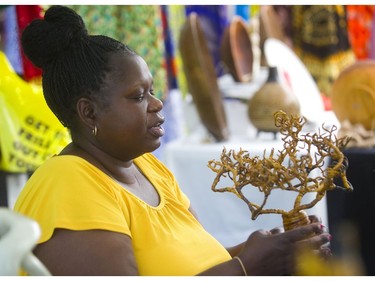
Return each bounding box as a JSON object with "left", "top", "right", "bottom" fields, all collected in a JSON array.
[
  {"left": 346, "top": 5, "right": 375, "bottom": 60},
  {"left": 15, "top": 5, "right": 44, "bottom": 81}
]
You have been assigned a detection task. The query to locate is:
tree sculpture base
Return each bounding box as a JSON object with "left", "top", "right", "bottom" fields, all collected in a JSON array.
[{"left": 282, "top": 210, "right": 311, "bottom": 231}]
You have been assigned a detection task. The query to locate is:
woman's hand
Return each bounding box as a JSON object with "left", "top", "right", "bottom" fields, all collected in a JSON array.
[
  {"left": 308, "top": 215, "right": 332, "bottom": 258},
  {"left": 269, "top": 215, "right": 331, "bottom": 258},
  {"left": 238, "top": 222, "right": 331, "bottom": 276}
]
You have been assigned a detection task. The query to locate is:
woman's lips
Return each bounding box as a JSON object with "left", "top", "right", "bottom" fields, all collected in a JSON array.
[
  {"left": 149, "top": 125, "right": 165, "bottom": 138},
  {"left": 149, "top": 116, "right": 165, "bottom": 138}
]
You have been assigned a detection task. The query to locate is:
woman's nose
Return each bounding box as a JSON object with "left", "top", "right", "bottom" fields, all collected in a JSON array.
[{"left": 148, "top": 95, "right": 163, "bottom": 112}]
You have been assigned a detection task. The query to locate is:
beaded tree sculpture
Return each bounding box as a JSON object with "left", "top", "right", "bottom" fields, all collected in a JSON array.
[{"left": 207, "top": 110, "right": 353, "bottom": 230}]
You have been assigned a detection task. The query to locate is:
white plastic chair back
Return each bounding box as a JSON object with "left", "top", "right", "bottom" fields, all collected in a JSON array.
[{"left": 0, "top": 207, "right": 51, "bottom": 275}]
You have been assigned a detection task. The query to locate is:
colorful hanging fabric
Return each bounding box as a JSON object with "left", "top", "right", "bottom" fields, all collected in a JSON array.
[
  {"left": 371, "top": 12, "right": 375, "bottom": 59},
  {"left": 235, "top": 5, "right": 250, "bottom": 22},
  {"left": 3, "top": 6, "right": 23, "bottom": 75},
  {"left": 346, "top": 5, "right": 375, "bottom": 60},
  {"left": 250, "top": 5, "right": 260, "bottom": 18},
  {"left": 68, "top": 5, "right": 167, "bottom": 101},
  {"left": 291, "top": 5, "right": 356, "bottom": 97},
  {"left": 15, "top": 5, "right": 43, "bottom": 82},
  {"left": 161, "top": 5, "right": 178, "bottom": 90},
  {"left": 168, "top": 5, "right": 188, "bottom": 97},
  {"left": 185, "top": 5, "right": 229, "bottom": 77}
]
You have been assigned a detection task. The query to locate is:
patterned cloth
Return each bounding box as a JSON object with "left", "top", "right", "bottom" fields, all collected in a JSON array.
[
  {"left": 235, "top": 5, "right": 250, "bottom": 21},
  {"left": 168, "top": 5, "right": 188, "bottom": 97},
  {"left": 346, "top": 5, "right": 375, "bottom": 60},
  {"left": 3, "top": 6, "right": 23, "bottom": 75},
  {"left": 68, "top": 5, "right": 167, "bottom": 101},
  {"left": 161, "top": 5, "right": 178, "bottom": 90},
  {"left": 371, "top": 13, "right": 375, "bottom": 59},
  {"left": 291, "top": 5, "right": 356, "bottom": 97}
]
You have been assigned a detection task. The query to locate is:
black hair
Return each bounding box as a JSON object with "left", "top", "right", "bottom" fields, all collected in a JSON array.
[{"left": 21, "top": 5, "right": 136, "bottom": 128}]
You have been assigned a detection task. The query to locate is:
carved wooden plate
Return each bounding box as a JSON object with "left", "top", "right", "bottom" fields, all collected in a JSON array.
[
  {"left": 179, "top": 12, "right": 228, "bottom": 141},
  {"left": 220, "top": 16, "right": 253, "bottom": 82}
]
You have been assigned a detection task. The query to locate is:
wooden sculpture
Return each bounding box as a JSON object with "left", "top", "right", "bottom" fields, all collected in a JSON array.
[{"left": 207, "top": 110, "right": 352, "bottom": 230}]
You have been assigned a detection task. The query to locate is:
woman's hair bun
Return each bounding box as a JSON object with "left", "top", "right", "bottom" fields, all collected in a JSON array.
[{"left": 21, "top": 5, "right": 88, "bottom": 68}]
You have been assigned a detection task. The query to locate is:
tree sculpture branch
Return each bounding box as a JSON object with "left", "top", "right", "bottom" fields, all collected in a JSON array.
[{"left": 207, "top": 110, "right": 352, "bottom": 229}]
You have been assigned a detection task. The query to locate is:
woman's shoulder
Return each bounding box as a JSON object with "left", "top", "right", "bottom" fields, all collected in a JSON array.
[
  {"left": 13, "top": 156, "right": 90, "bottom": 213},
  {"left": 28, "top": 155, "right": 105, "bottom": 187},
  {"left": 17, "top": 155, "right": 114, "bottom": 208},
  {"left": 35, "top": 155, "right": 91, "bottom": 173}
]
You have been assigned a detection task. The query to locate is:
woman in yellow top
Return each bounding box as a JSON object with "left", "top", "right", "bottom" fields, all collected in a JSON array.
[{"left": 14, "top": 5, "right": 331, "bottom": 276}]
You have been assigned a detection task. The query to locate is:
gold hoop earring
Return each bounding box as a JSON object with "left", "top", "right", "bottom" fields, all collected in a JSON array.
[{"left": 92, "top": 126, "right": 97, "bottom": 136}]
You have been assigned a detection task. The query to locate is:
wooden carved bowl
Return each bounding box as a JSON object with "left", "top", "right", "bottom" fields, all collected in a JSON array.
[
  {"left": 220, "top": 16, "right": 253, "bottom": 83},
  {"left": 331, "top": 60, "right": 375, "bottom": 130},
  {"left": 179, "top": 12, "right": 229, "bottom": 141}
]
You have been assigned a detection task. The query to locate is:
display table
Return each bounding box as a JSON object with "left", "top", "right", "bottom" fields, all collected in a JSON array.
[{"left": 162, "top": 136, "right": 329, "bottom": 247}]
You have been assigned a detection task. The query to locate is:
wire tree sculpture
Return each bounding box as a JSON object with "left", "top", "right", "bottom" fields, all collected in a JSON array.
[{"left": 207, "top": 110, "right": 352, "bottom": 230}]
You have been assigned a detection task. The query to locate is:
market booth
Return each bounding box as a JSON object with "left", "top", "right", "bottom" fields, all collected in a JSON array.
[{"left": 1, "top": 5, "right": 375, "bottom": 276}]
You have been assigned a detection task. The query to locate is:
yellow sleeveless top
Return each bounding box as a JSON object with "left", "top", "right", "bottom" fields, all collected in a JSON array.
[{"left": 14, "top": 153, "right": 231, "bottom": 275}]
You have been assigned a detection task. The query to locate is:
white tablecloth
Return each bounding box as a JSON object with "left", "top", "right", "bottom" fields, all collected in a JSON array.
[{"left": 161, "top": 137, "right": 329, "bottom": 248}]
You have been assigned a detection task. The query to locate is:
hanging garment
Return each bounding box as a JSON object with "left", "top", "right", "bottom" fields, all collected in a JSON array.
[
  {"left": 3, "top": 6, "right": 23, "bottom": 75},
  {"left": 235, "top": 5, "right": 250, "bottom": 21},
  {"left": 161, "top": 5, "right": 178, "bottom": 90},
  {"left": 168, "top": 5, "right": 188, "bottom": 97},
  {"left": 291, "top": 5, "right": 356, "bottom": 97},
  {"left": 346, "top": 5, "right": 375, "bottom": 60},
  {"left": 371, "top": 12, "right": 375, "bottom": 59}
]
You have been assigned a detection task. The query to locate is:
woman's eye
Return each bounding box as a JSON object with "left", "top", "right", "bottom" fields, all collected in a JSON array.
[
  {"left": 135, "top": 95, "right": 144, "bottom": 102},
  {"left": 149, "top": 89, "right": 155, "bottom": 96}
]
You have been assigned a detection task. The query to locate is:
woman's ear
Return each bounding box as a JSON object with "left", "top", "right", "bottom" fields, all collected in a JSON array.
[{"left": 76, "top": 97, "right": 97, "bottom": 127}]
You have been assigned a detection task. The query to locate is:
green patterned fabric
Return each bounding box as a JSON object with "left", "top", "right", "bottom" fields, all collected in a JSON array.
[
  {"left": 68, "top": 5, "right": 167, "bottom": 100},
  {"left": 168, "top": 5, "right": 188, "bottom": 97}
]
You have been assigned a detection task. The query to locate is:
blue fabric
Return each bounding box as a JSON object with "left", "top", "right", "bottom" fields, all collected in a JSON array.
[
  {"left": 4, "top": 6, "right": 23, "bottom": 75},
  {"left": 235, "top": 5, "right": 249, "bottom": 21},
  {"left": 161, "top": 5, "right": 178, "bottom": 90},
  {"left": 185, "top": 5, "right": 229, "bottom": 77}
]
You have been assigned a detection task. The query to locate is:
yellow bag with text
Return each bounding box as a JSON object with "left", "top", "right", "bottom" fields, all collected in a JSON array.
[{"left": 0, "top": 51, "right": 70, "bottom": 173}]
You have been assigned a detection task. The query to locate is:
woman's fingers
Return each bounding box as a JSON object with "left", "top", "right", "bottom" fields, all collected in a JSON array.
[
  {"left": 269, "top": 226, "right": 284, "bottom": 234},
  {"left": 297, "top": 232, "right": 332, "bottom": 250},
  {"left": 308, "top": 215, "right": 322, "bottom": 224},
  {"left": 283, "top": 223, "right": 324, "bottom": 242}
]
